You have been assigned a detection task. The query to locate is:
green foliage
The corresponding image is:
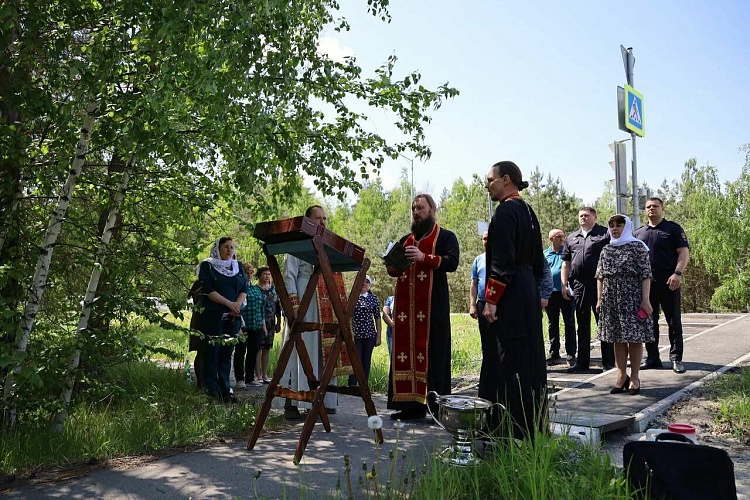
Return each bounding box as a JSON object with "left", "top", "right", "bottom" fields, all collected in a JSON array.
[
  {"left": 342, "top": 414, "right": 631, "bottom": 500},
  {"left": 1, "top": 0, "right": 458, "bottom": 425},
  {"left": 410, "top": 436, "right": 630, "bottom": 500},
  {"left": 712, "top": 366, "right": 750, "bottom": 441},
  {"left": 439, "top": 176, "right": 492, "bottom": 313},
  {"left": 526, "top": 167, "right": 582, "bottom": 240},
  {"left": 0, "top": 362, "right": 259, "bottom": 476},
  {"left": 329, "top": 172, "right": 412, "bottom": 303},
  {"left": 676, "top": 150, "right": 750, "bottom": 311}
]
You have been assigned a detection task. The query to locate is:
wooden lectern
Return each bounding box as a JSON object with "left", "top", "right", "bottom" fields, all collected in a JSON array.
[{"left": 247, "top": 216, "right": 383, "bottom": 463}]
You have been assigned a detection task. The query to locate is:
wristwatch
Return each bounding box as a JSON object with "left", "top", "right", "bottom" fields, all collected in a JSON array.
[{"left": 674, "top": 270, "right": 683, "bottom": 276}]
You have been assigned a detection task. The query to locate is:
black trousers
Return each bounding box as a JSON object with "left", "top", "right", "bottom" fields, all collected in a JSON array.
[
  {"left": 545, "top": 291, "right": 576, "bottom": 356},
  {"left": 234, "top": 328, "right": 262, "bottom": 383},
  {"left": 348, "top": 336, "right": 377, "bottom": 386},
  {"left": 476, "top": 301, "right": 495, "bottom": 359},
  {"left": 645, "top": 277, "right": 684, "bottom": 362},
  {"left": 571, "top": 278, "right": 614, "bottom": 368}
]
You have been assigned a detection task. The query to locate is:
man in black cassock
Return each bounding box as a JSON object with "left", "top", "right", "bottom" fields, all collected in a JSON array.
[
  {"left": 385, "top": 194, "right": 460, "bottom": 421},
  {"left": 482, "top": 161, "right": 547, "bottom": 439}
]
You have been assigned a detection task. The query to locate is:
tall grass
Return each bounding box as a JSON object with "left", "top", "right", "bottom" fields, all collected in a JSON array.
[
  {"left": 0, "top": 362, "right": 259, "bottom": 476},
  {"left": 336, "top": 413, "right": 632, "bottom": 500},
  {"left": 711, "top": 366, "right": 750, "bottom": 440},
  {"left": 409, "top": 437, "right": 631, "bottom": 500}
]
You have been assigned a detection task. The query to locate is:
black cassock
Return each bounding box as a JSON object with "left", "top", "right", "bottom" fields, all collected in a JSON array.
[{"left": 481, "top": 197, "right": 547, "bottom": 439}]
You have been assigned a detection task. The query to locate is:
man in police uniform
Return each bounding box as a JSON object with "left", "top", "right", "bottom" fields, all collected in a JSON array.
[
  {"left": 561, "top": 207, "right": 615, "bottom": 372},
  {"left": 635, "top": 197, "right": 690, "bottom": 374}
]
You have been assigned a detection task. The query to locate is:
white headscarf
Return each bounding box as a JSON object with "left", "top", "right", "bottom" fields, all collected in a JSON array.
[
  {"left": 203, "top": 237, "right": 240, "bottom": 277},
  {"left": 608, "top": 214, "right": 648, "bottom": 250}
]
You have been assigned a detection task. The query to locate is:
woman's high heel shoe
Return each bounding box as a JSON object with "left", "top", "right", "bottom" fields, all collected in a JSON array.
[
  {"left": 610, "top": 375, "right": 630, "bottom": 394},
  {"left": 629, "top": 380, "right": 641, "bottom": 396}
]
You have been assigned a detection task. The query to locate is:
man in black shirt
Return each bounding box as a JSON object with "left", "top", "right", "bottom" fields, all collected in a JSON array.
[
  {"left": 561, "top": 207, "right": 615, "bottom": 372},
  {"left": 635, "top": 197, "right": 690, "bottom": 374}
]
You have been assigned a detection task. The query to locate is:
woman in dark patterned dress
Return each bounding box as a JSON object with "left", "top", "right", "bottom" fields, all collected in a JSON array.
[
  {"left": 596, "top": 215, "right": 654, "bottom": 396},
  {"left": 348, "top": 275, "right": 381, "bottom": 386}
]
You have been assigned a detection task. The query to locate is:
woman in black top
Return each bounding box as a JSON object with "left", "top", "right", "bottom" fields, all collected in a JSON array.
[{"left": 198, "top": 236, "right": 246, "bottom": 402}]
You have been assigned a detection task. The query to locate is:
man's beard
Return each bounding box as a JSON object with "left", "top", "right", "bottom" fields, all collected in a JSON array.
[{"left": 411, "top": 216, "right": 435, "bottom": 239}]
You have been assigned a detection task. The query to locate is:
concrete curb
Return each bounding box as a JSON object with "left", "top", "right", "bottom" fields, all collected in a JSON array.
[{"left": 631, "top": 349, "right": 750, "bottom": 432}]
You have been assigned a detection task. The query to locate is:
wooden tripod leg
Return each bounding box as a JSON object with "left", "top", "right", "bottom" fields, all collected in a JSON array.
[
  {"left": 335, "top": 259, "right": 384, "bottom": 445},
  {"left": 248, "top": 252, "right": 321, "bottom": 451},
  {"left": 248, "top": 253, "right": 297, "bottom": 450},
  {"left": 294, "top": 325, "right": 343, "bottom": 463},
  {"left": 247, "top": 325, "right": 301, "bottom": 450},
  {"left": 314, "top": 245, "right": 383, "bottom": 444},
  {"left": 292, "top": 270, "right": 322, "bottom": 397}
]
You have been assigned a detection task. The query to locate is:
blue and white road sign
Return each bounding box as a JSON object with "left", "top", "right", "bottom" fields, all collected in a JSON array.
[{"left": 624, "top": 84, "right": 645, "bottom": 137}]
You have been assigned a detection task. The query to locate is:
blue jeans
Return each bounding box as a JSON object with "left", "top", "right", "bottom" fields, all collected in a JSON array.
[{"left": 386, "top": 326, "right": 393, "bottom": 358}]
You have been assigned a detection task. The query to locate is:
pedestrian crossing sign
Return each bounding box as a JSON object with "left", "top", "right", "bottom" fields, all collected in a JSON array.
[{"left": 624, "top": 84, "right": 645, "bottom": 137}]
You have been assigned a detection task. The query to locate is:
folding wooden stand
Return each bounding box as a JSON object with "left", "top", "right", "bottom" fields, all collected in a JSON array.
[{"left": 247, "top": 218, "right": 383, "bottom": 463}]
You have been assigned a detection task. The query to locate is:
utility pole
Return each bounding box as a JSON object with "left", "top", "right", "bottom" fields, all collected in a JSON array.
[{"left": 621, "top": 45, "right": 640, "bottom": 228}]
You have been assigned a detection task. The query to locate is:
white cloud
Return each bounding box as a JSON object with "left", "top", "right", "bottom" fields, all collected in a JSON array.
[{"left": 317, "top": 36, "right": 355, "bottom": 63}]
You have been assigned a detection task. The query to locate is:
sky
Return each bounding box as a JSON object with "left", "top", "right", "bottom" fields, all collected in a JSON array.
[{"left": 315, "top": 0, "right": 750, "bottom": 205}]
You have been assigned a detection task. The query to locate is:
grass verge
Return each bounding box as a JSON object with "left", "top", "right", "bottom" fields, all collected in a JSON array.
[
  {"left": 332, "top": 421, "right": 632, "bottom": 500},
  {"left": 711, "top": 366, "right": 750, "bottom": 440},
  {"left": 0, "top": 362, "right": 258, "bottom": 477}
]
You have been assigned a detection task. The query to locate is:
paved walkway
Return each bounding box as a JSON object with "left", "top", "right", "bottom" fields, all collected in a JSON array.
[{"left": 5, "top": 313, "right": 749, "bottom": 498}]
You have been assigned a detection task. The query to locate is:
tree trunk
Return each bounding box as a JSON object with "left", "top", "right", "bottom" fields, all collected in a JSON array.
[
  {"left": 86, "top": 153, "right": 127, "bottom": 336},
  {"left": 53, "top": 162, "right": 132, "bottom": 430},
  {"left": 2, "top": 100, "right": 99, "bottom": 430}
]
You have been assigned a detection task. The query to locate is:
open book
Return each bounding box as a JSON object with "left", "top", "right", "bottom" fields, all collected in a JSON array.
[{"left": 381, "top": 241, "right": 410, "bottom": 272}]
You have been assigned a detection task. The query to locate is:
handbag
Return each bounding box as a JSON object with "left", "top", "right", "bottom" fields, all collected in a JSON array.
[{"left": 623, "top": 432, "right": 737, "bottom": 499}]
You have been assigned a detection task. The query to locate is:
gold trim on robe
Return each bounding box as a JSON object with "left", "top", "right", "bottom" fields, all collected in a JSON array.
[
  {"left": 391, "top": 224, "right": 441, "bottom": 404},
  {"left": 317, "top": 273, "right": 354, "bottom": 377}
]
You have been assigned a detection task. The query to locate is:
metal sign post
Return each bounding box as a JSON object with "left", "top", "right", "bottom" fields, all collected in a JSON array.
[{"left": 620, "top": 45, "right": 640, "bottom": 228}]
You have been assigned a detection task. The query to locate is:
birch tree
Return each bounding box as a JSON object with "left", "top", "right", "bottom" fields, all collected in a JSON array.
[
  {"left": 53, "top": 162, "right": 132, "bottom": 428},
  {"left": 2, "top": 101, "right": 99, "bottom": 429},
  {"left": 2, "top": 0, "right": 458, "bottom": 424}
]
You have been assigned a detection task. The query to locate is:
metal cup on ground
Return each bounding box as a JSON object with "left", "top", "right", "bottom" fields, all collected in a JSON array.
[{"left": 427, "top": 392, "right": 495, "bottom": 467}]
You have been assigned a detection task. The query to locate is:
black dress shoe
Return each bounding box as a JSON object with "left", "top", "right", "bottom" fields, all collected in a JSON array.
[
  {"left": 389, "top": 409, "right": 427, "bottom": 421},
  {"left": 546, "top": 352, "right": 562, "bottom": 366},
  {"left": 640, "top": 359, "right": 663, "bottom": 370},
  {"left": 629, "top": 382, "right": 641, "bottom": 396},
  {"left": 672, "top": 361, "right": 686, "bottom": 373},
  {"left": 284, "top": 407, "right": 303, "bottom": 420},
  {"left": 602, "top": 364, "right": 615, "bottom": 371},
  {"left": 565, "top": 363, "right": 589, "bottom": 373},
  {"left": 610, "top": 375, "right": 630, "bottom": 394}
]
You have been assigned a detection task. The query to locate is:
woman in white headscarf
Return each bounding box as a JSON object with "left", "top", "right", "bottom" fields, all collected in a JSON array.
[
  {"left": 198, "top": 236, "right": 247, "bottom": 402},
  {"left": 596, "top": 215, "right": 654, "bottom": 396}
]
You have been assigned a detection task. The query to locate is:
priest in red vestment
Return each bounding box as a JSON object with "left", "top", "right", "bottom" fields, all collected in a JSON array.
[{"left": 385, "top": 194, "right": 460, "bottom": 421}]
